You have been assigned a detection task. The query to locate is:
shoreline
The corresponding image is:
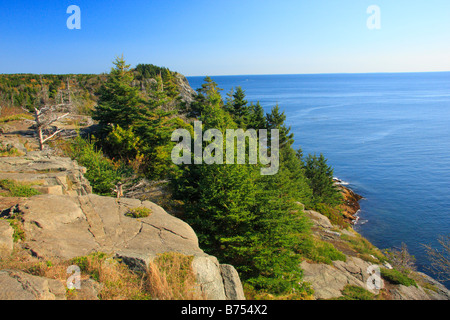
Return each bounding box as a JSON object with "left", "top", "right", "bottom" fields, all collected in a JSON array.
[{"left": 335, "top": 182, "right": 364, "bottom": 225}]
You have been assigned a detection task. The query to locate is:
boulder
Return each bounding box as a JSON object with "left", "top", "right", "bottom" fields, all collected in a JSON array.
[
  {"left": 220, "top": 264, "right": 246, "bottom": 300},
  {"left": 192, "top": 255, "right": 226, "bottom": 300},
  {"left": 0, "top": 219, "right": 14, "bottom": 256},
  {"left": 0, "top": 269, "right": 66, "bottom": 300},
  {"left": 304, "top": 210, "right": 333, "bottom": 229},
  {"left": 0, "top": 155, "right": 92, "bottom": 196},
  {"left": 7, "top": 193, "right": 245, "bottom": 300},
  {"left": 300, "top": 257, "right": 379, "bottom": 300}
]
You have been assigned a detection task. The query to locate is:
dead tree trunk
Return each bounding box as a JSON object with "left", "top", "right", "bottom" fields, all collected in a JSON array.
[{"left": 32, "top": 105, "right": 70, "bottom": 151}]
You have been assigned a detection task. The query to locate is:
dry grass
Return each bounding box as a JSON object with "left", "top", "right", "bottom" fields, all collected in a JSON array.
[
  {"left": 0, "top": 250, "right": 204, "bottom": 300},
  {"left": 145, "top": 252, "right": 205, "bottom": 300}
]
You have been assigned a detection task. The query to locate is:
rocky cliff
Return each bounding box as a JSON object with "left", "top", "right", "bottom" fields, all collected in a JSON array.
[
  {"left": 0, "top": 151, "right": 245, "bottom": 300},
  {"left": 302, "top": 203, "right": 450, "bottom": 300}
]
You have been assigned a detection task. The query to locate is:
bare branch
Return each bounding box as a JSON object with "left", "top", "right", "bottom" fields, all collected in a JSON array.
[{"left": 42, "top": 129, "right": 64, "bottom": 144}]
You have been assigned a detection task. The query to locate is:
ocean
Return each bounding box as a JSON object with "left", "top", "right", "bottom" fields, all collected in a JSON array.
[{"left": 187, "top": 72, "right": 450, "bottom": 287}]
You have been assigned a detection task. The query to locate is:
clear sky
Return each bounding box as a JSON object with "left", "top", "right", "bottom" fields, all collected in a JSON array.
[{"left": 1, "top": 0, "right": 449, "bottom": 76}]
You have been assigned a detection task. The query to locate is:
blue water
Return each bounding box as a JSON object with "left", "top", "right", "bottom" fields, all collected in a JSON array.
[{"left": 187, "top": 72, "right": 450, "bottom": 288}]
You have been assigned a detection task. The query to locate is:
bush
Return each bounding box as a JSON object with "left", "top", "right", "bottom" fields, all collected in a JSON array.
[
  {"left": 380, "top": 268, "right": 417, "bottom": 287},
  {"left": 67, "top": 136, "right": 121, "bottom": 195},
  {"left": 125, "top": 207, "right": 152, "bottom": 219}
]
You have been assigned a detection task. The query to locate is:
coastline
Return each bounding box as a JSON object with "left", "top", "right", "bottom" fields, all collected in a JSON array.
[{"left": 336, "top": 182, "right": 363, "bottom": 225}]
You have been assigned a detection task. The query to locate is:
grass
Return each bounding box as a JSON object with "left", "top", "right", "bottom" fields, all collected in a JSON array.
[
  {"left": 0, "top": 143, "right": 23, "bottom": 157},
  {"left": 298, "top": 235, "right": 347, "bottom": 265},
  {"left": 335, "top": 285, "right": 376, "bottom": 300},
  {"left": 0, "top": 251, "right": 204, "bottom": 300},
  {"left": 125, "top": 206, "right": 152, "bottom": 219},
  {"left": 0, "top": 113, "right": 33, "bottom": 123},
  {"left": 0, "top": 179, "right": 41, "bottom": 197},
  {"left": 341, "top": 233, "right": 386, "bottom": 263},
  {"left": 380, "top": 268, "right": 417, "bottom": 287}
]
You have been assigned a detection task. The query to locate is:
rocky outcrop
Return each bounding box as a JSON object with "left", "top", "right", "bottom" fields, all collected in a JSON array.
[
  {"left": 174, "top": 73, "right": 196, "bottom": 105},
  {"left": 0, "top": 269, "right": 66, "bottom": 300},
  {"left": 0, "top": 219, "right": 14, "bottom": 256},
  {"left": 301, "top": 207, "right": 450, "bottom": 300},
  {"left": 0, "top": 193, "right": 245, "bottom": 300},
  {"left": 301, "top": 257, "right": 378, "bottom": 300},
  {"left": 0, "top": 154, "right": 91, "bottom": 196}
]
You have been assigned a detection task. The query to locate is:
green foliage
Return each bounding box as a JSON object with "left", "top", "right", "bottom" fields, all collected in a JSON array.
[
  {"left": 380, "top": 268, "right": 417, "bottom": 287},
  {"left": 7, "top": 218, "right": 25, "bottom": 242},
  {"left": 67, "top": 136, "right": 120, "bottom": 196},
  {"left": 304, "top": 153, "right": 343, "bottom": 207},
  {"left": 225, "top": 86, "right": 251, "bottom": 127},
  {"left": 337, "top": 285, "right": 376, "bottom": 300},
  {"left": 93, "top": 56, "right": 143, "bottom": 132},
  {"left": 247, "top": 102, "right": 267, "bottom": 130},
  {"left": 314, "top": 203, "right": 347, "bottom": 228},
  {"left": 0, "top": 179, "right": 41, "bottom": 197},
  {"left": 93, "top": 57, "right": 184, "bottom": 180},
  {"left": 125, "top": 207, "right": 152, "bottom": 219},
  {"left": 170, "top": 77, "right": 324, "bottom": 295},
  {"left": 71, "top": 252, "right": 109, "bottom": 282},
  {"left": 298, "top": 236, "right": 346, "bottom": 265},
  {"left": 104, "top": 125, "right": 142, "bottom": 162},
  {"left": 266, "top": 104, "right": 294, "bottom": 147},
  {"left": 341, "top": 233, "right": 386, "bottom": 263}
]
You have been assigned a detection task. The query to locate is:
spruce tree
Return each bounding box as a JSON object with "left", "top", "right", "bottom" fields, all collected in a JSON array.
[
  {"left": 248, "top": 102, "right": 267, "bottom": 130},
  {"left": 266, "top": 104, "right": 294, "bottom": 147},
  {"left": 304, "top": 153, "right": 342, "bottom": 207},
  {"left": 93, "top": 56, "right": 143, "bottom": 132}
]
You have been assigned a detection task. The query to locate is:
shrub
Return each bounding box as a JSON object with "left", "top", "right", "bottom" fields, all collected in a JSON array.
[
  {"left": 66, "top": 136, "right": 121, "bottom": 195},
  {"left": 384, "top": 243, "right": 416, "bottom": 274},
  {"left": 125, "top": 207, "right": 152, "bottom": 219}
]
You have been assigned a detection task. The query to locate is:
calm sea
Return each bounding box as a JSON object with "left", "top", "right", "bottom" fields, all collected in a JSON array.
[{"left": 187, "top": 72, "right": 450, "bottom": 288}]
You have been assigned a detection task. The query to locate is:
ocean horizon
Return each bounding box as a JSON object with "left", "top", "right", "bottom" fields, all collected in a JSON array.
[{"left": 188, "top": 71, "right": 450, "bottom": 288}]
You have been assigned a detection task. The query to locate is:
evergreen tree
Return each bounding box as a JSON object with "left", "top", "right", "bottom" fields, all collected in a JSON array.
[
  {"left": 93, "top": 56, "right": 143, "bottom": 132},
  {"left": 225, "top": 86, "right": 250, "bottom": 127},
  {"left": 304, "top": 153, "right": 342, "bottom": 207},
  {"left": 248, "top": 102, "right": 267, "bottom": 130},
  {"left": 266, "top": 104, "right": 294, "bottom": 147},
  {"left": 171, "top": 76, "right": 313, "bottom": 295}
]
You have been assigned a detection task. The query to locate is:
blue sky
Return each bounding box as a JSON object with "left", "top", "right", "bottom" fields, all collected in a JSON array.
[{"left": 1, "top": 0, "right": 449, "bottom": 76}]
